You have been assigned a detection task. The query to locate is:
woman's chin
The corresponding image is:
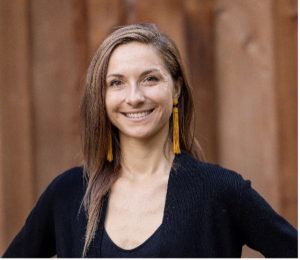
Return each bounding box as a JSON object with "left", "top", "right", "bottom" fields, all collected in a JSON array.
[
  {"left": 120, "top": 131, "right": 155, "bottom": 140},
  {"left": 118, "top": 121, "right": 170, "bottom": 141}
]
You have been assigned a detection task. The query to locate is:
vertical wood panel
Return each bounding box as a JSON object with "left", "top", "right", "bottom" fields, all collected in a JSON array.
[
  {"left": 184, "top": 0, "right": 217, "bottom": 162},
  {"left": 30, "top": 0, "right": 87, "bottom": 194},
  {"left": 274, "top": 0, "right": 297, "bottom": 227},
  {"left": 215, "top": 0, "right": 279, "bottom": 205},
  {"left": 131, "top": 0, "right": 187, "bottom": 62},
  {"left": 214, "top": 0, "right": 277, "bottom": 257},
  {"left": 0, "top": 0, "right": 34, "bottom": 253},
  {"left": 86, "top": 0, "right": 125, "bottom": 56}
]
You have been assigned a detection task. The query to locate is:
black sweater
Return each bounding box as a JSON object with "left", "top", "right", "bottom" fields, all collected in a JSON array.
[{"left": 3, "top": 151, "right": 297, "bottom": 257}]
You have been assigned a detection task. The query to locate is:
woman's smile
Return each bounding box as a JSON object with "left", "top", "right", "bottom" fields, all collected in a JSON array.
[{"left": 122, "top": 108, "right": 155, "bottom": 120}]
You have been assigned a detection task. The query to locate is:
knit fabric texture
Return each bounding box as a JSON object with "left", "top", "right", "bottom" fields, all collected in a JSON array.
[{"left": 3, "top": 151, "right": 298, "bottom": 257}]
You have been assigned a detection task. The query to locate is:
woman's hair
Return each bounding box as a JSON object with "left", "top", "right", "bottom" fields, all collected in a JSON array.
[{"left": 80, "top": 23, "right": 202, "bottom": 256}]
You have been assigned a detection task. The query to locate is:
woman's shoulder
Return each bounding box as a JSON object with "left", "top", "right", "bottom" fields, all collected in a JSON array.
[
  {"left": 51, "top": 166, "right": 85, "bottom": 186},
  {"left": 19, "top": 167, "right": 86, "bottom": 226},
  {"left": 176, "top": 151, "right": 248, "bottom": 191},
  {"left": 40, "top": 166, "right": 86, "bottom": 202}
]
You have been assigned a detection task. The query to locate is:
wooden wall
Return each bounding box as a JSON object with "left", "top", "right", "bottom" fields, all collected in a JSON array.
[{"left": 0, "top": 0, "right": 297, "bottom": 257}]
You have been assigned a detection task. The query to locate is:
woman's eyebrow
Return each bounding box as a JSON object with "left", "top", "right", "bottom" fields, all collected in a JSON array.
[
  {"left": 107, "top": 68, "right": 161, "bottom": 79},
  {"left": 139, "top": 68, "right": 161, "bottom": 77},
  {"left": 106, "top": 73, "right": 123, "bottom": 79}
]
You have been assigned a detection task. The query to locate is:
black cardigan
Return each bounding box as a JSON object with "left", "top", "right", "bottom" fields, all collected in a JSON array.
[{"left": 3, "top": 151, "right": 297, "bottom": 257}]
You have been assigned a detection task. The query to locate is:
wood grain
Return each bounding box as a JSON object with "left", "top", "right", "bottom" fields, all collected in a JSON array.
[
  {"left": 273, "top": 0, "right": 297, "bottom": 227},
  {"left": 0, "top": 0, "right": 34, "bottom": 253},
  {"left": 30, "top": 0, "right": 86, "bottom": 194}
]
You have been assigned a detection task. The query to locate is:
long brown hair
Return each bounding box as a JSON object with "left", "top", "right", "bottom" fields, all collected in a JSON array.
[{"left": 80, "top": 23, "right": 201, "bottom": 256}]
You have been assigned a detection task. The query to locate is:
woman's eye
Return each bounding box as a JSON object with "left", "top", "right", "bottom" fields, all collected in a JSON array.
[
  {"left": 147, "top": 76, "right": 158, "bottom": 81},
  {"left": 109, "top": 80, "right": 123, "bottom": 87},
  {"left": 144, "top": 76, "right": 159, "bottom": 83}
]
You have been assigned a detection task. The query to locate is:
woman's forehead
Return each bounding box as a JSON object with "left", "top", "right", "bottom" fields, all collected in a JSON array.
[{"left": 107, "top": 42, "right": 167, "bottom": 76}]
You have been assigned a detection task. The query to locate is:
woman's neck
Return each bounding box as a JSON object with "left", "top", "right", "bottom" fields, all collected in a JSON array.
[{"left": 119, "top": 127, "right": 174, "bottom": 179}]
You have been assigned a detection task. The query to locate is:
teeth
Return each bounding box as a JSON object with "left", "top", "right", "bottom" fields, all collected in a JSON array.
[{"left": 125, "top": 110, "right": 152, "bottom": 119}]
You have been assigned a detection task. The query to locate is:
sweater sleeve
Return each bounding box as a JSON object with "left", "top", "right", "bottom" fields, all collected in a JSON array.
[
  {"left": 237, "top": 179, "right": 297, "bottom": 257},
  {"left": 2, "top": 178, "right": 58, "bottom": 257}
]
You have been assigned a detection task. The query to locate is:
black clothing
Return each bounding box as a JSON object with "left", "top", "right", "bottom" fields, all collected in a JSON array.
[
  {"left": 101, "top": 225, "right": 161, "bottom": 258},
  {"left": 3, "top": 151, "right": 298, "bottom": 257}
]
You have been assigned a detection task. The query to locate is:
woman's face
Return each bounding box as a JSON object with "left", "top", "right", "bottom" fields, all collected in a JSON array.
[{"left": 105, "top": 42, "right": 178, "bottom": 141}]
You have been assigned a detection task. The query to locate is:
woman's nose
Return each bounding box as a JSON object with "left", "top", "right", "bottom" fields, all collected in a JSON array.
[{"left": 125, "top": 83, "right": 145, "bottom": 107}]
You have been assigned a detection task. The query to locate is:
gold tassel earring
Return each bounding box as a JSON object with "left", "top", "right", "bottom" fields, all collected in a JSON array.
[
  {"left": 107, "top": 130, "right": 113, "bottom": 162},
  {"left": 173, "top": 98, "right": 181, "bottom": 154}
]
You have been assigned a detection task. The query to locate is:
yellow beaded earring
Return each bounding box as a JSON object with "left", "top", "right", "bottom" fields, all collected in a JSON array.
[
  {"left": 107, "top": 130, "right": 113, "bottom": 162},
  {"left": 173, "top": 98, "right": 181, "bottom": 154}
]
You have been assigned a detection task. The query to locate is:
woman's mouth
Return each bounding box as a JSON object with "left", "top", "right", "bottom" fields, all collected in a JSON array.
[{"left": 122, "top": 109, "right": 155, "bottom": 120}]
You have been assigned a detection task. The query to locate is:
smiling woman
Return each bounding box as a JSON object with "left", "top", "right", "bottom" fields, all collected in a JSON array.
[{"left": 2, "top": 24, "right": 297, "bottom": 258}]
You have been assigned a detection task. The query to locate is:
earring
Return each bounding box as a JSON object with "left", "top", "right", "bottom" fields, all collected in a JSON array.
[
  {"left": 107, "top": 130, "right": 113, "bottom": 162},
  {"left": 173, "top": 98, "right": 181, "bottom": 154}
]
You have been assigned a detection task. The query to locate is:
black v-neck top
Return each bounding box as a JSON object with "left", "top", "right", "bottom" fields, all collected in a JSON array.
[
  {"left": 3, "top": 151, "right": 298, "bottom": 257},
  {"left": 101, "top": 225, "right": 162, "bottom": 258}
]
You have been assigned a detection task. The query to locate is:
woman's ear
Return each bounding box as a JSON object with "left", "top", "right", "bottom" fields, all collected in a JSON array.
[{"left": 173, "top": 77, "right": 182, "bottom": 99}]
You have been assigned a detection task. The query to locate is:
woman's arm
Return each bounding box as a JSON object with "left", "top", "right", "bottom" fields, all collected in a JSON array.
[{"left": 237, "top": 179, "right": 297, "bottom": 257}]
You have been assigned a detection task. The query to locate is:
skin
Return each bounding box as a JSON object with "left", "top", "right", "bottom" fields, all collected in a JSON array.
[{"left": 104, "top": 42, "right": 180, "bottom": 250}]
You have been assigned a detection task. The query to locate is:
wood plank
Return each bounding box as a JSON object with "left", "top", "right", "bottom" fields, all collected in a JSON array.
[
  {"left": 273, "top": 0, "right": 297, "bottom": 227},
  {"left": 215, "top": 0, "right": 279, "bottom": 207},
  {"left": 0, "top": 0, "right": 34, "bottom": 252},
  {"left": 86, "top": 0, "right": 124, "bottom": 56},
  {"left": 30, "top": 0, "right": 87, "bottom": 194},
  {"left": 184, "top": 0, "right": 217, "bottom": 162},
  {"left": 214, "top": 0, "right": 277, "bottom": 257},
  {"left": 130, "top": 0, "right": 187, "bottom": 62}
]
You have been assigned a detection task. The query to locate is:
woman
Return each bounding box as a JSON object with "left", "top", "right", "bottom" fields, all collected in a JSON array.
[{"left": 3, "top": 24, "right": 297, "bottom": 258}]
